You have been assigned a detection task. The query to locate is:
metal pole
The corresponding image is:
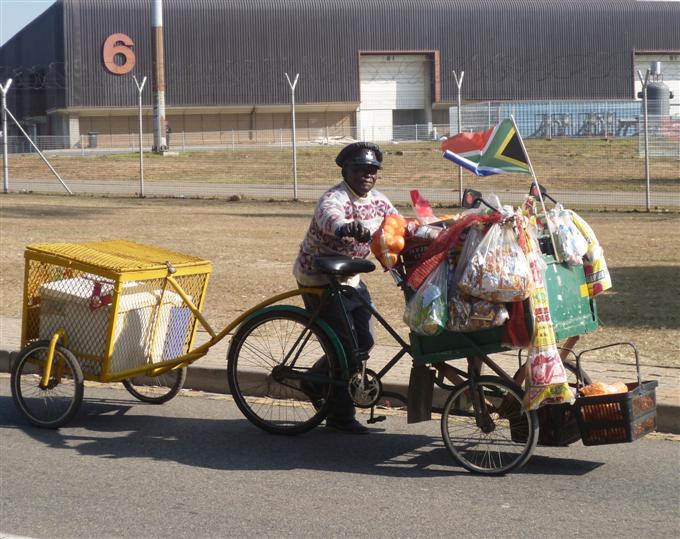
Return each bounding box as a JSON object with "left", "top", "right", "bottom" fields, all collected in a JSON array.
[
  {"left": 285, "top": 73, "right": 299, "bottom": 200},
  {"left": 152, "top": 0, "right": 167, "bottom": 153},
  {"left": 1, "top": 78, "right": 12, "bottom": 194},
  {"left": 4, "top": 106, "right": 72, "bottom": 194},
  {"left": 637, "top": 69, "right": 651, "bottom": 212},
  {"left": 452, "top": 71, "right": 464, "bottom": 204},
  {"left": 510, "top": 114, "right": 559, "bottom": 261},
  {"left": 133, "top": 75, "right": 147, "bottom": 198}
]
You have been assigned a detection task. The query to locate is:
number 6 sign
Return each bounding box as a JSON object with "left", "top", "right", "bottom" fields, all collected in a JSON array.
[{"left": 102, "top": 33, "right": 136, "bottom": 75}]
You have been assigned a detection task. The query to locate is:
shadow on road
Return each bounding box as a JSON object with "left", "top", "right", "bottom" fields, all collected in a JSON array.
[{"left": 0, "top": 395, "right": 604, "bottom": 477}]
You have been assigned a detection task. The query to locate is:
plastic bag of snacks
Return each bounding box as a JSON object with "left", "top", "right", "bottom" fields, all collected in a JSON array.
[
  {"left": 548, "top": 206, "right": 588, "bottom": 266},
  {"left": 445, "top": 225, "right": 508, "bottom": 331},
  {"left": 447, "top": 294, "right": 509, "bottom": 332},
  {"left": 371, "top": 214, "right": 408, "bottom": 269},
  {"left": 458, "top": 222, "right": 534, "bottom": 303},
  {"left": 404, "top": 260, "right": 448, "bottom": 336}
]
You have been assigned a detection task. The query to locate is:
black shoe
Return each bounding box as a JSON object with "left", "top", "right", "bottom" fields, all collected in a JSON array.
[
  {"left": 325, "top": 417, "right": 370, "bottom": 435},
  {"left": 299, "top": 381, "right": 324, "bottom": 411}
]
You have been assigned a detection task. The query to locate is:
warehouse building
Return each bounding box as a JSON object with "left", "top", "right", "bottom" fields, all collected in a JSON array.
[{"left": 1, "top": 0, "right": 679, "bottom": 148}]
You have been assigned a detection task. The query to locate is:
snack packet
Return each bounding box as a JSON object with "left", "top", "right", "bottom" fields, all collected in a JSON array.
[
  {"left": 458, "top": 222, "right": 533, "bottom": 303},
  {"left": 548, "top": 205, "right": 588, "bottom": 266}
]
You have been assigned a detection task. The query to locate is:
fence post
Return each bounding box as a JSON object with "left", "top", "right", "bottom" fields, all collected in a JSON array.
[
  {"left": 1, "top": 78, "right": 12, "bottom": 194},
  {"left": 284, "top": 72, "right": 300, "bottom": 200},
  {"left": 452, "top": 70, "right": 465, "bottom": 205},
  {"left": 637, "top": 69, "right": 651, "bottom": 212},
  {"left": 132, "top": 75, "right": 147, "bottom": 198}
]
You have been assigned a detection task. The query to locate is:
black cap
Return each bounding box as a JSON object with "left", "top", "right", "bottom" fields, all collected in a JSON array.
[{"left": 335, "top": 142, "right": 383, "bottom": 169}]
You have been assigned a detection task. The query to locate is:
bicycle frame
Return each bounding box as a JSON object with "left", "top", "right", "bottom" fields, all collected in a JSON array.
[{"left": 297, "top": 275, "right": 524, "bottom": 415}]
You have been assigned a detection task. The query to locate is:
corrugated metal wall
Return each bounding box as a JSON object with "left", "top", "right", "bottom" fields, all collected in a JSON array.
[
  {"left": 3, "top": 0, "right": 680, "bottom": 110},
  {"left": 0, "top": 2, "right": 65, "bottom": 122}
]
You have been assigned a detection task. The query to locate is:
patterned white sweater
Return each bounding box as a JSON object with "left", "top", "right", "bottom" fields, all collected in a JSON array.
[{"left": 293, "top": 182, "right": 397, "bottom": 287}]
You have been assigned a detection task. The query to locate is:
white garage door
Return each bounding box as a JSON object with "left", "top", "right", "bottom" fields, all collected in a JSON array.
[
  {"left": 634, "top": 53, "right": 680, "bottom": 108},
  {"left": 359, "top": 54, "right": 430, "bottom": 141}
]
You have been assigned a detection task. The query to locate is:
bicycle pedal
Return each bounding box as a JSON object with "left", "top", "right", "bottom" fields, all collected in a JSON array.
[{"left": 367, "top": 415, "right": 386, "bottom": 424}]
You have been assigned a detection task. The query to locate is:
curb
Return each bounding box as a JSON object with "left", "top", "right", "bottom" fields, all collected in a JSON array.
[
  {"left": 2, "top": 348, "right": 679, "bottom": 434},
  {"left": 656, "top": 404, "right": 680, "bottom": 435},
  {"left": 0, "top": 350, "right": 15, "bottom": 374},
  {"left": 183, "top": 363, "right": 453, "bottom": 410}
]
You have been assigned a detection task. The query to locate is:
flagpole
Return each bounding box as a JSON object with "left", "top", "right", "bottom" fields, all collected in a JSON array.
[{"left": 509, "top": 115, "right": 560, "bottom": 262}]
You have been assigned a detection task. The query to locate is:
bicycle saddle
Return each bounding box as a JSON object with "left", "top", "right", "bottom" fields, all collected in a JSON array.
[{"left": 313, "top": 256, "right": 376, "bottom": 276}]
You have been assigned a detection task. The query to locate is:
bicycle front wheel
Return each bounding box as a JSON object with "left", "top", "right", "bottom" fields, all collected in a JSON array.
[
  {"left": 227, "top": 309, "right": 338, "bottom": 435},
  {"left": 122, "top": 366, "right": 187, "bottom": 404},
  {"left": 441, "top": 376, "right": 538, "bottom": 475},
  {"left": 11, "top": 340, "right": 84, "bottom": 429}
]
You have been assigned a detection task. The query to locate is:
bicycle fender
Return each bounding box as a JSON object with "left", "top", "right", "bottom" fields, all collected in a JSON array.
[{"left": 238, "top": 305, "right": 349, "bottom": 372}]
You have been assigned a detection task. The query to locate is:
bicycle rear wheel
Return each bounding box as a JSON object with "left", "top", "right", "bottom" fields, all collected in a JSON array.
[
  {"left": 11, "top": 340, "right": 84, "bottom": 429},
  {"left": 441, "top": 376, "right": 538, "bottom": 475},
  {"left": 227, "top": 309, "right": 338, "bottom": 435}
]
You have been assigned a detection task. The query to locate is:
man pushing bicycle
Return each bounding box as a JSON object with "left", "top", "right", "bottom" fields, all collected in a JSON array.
[{"left": 293, "top": 142, "right": 399, "bottom": 434}]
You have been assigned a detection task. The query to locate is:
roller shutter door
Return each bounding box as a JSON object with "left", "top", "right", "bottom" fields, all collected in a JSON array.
[{"left": 359, "top": 54, "right": 429, "bottom": 140}]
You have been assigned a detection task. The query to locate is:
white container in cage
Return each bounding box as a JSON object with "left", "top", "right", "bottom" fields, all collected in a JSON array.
[
  {"left": 39, "top": 277, "right": 184, "bottom": 374},
  {"left": 24, "top": 239, "right": 212, "bottom": 382}
]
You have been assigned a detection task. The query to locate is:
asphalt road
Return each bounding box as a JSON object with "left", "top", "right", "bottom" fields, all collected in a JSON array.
[{"left": 1, "top": 379, "right": 678, "bottom": 539}]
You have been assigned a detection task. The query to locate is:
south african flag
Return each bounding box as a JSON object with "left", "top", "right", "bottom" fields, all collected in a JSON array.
[{"left": 441, "top": 118, "right": 531, "bottom": 177}]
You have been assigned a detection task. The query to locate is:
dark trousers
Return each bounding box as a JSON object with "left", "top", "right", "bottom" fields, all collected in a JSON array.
[{"left": 300, "top": 281, "right": 375, "bottom": 421}]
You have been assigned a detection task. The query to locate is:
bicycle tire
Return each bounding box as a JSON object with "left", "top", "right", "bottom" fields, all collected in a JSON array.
[
  {"left": 227, "top": 309, "right": 338, "bottom": 435},
  {"left": 441, "top": 376, "right": 538, "bottom": 475},
  {"left": 122, "top": 366, "right": 187, "bottom": 404},
  {"left": 10, "top": 340, "right": 84, "bottom": 429}
]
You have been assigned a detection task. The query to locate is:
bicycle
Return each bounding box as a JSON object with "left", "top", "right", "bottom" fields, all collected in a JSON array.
[{"left": 225, "top": 250, "right": 593, "bottom": 475}]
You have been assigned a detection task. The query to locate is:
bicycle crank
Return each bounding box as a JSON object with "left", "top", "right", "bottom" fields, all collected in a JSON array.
[{"left": 348, "top": 368, "right": 382, "bottom": 408}]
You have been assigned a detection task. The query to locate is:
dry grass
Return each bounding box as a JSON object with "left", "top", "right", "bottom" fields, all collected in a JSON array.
[
  {"left": 1, "top": 194, "right": 678, "bottom": 368},
  {"left": 3, "top": 138, "right": 679, "bottom": 193}
]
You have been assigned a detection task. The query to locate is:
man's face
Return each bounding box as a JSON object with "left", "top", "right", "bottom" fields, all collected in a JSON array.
[{"left": 345, "top": 164, "right": 379, "bottom": 197}]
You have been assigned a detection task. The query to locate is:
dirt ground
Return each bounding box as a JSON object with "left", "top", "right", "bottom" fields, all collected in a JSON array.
[{"left": 1, "top": 194, "right": 678, "bottom": 368}]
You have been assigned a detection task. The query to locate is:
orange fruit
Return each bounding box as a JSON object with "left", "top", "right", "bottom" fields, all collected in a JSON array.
[
  {"left": 382, "top": 252, "right": 398, "bottom": 268},
  {"left": 371, "top": 233, "right": 385, "bottom": 257},
  {"left": 385, "top": 214, "right": 406, "bottom": 233},
  {"left": 386, "top": 234, "right": 405, "bottom": 253}
]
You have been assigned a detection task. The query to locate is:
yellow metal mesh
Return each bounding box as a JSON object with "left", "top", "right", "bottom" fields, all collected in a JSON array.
[
  {"left": 26, "top": 240, "right": 210, "bottom": 274},
  {"left": 24, "top": 250, "right": 210, "bottom": 381}
]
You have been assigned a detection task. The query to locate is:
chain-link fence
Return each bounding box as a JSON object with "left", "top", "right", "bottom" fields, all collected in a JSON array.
[{"left": 2, "top": 100, "right": 678, "bottom": 209}]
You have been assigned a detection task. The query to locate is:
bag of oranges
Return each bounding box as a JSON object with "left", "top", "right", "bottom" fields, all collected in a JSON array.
[{"left": 370, "top": 214, "right": 409, "bottom": 269}]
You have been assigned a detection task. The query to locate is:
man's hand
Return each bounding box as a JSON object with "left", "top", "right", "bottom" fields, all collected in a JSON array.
[{"left": 336, "top": 221, "right": 371, "bottom": 243}]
